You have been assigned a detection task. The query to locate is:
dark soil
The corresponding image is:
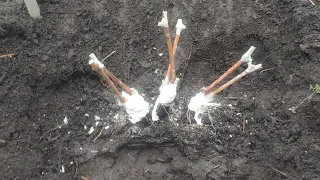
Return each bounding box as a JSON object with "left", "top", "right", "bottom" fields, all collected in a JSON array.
[{"left": 1, "top": 0, "right": 320, "bottom": 179}]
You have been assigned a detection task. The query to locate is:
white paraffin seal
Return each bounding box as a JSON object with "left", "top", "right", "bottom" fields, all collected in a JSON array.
[
  {"left": 188, "top": 92, "right": 220, "bottom": 125},
  {"left": 152, "top": 78, "right": 179, "bottom": 121},
  {"left": 122, "top": 89, "right": 149, "bottom": 124}
]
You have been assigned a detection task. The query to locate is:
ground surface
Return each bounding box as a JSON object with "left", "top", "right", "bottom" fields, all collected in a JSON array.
[{"left": 1, "top": 0, "right": 320, "bottom": 179}]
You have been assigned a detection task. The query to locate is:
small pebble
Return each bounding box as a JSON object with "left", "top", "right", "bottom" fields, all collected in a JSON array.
[
  {"left": 63, "top": 117, "right": 68, "bottom": 125},
  {"left": 60, "top": 165, "right": 65, "bottom": 173},
  {"left": 0, "top": 139, "right": 7, "bottom": 147},
  {"left": 88, "top": 127, "right": 94, "bottom": 134},
  {"left": 94, "top": 115, "right": 101, "bottom": 121}
]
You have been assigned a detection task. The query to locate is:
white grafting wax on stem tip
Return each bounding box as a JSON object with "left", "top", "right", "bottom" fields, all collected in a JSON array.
[{"left": 24, "top": 0, "right": 42, "bottom": 19}]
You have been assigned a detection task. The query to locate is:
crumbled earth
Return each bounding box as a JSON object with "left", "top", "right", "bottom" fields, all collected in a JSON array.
[{"left": 1, "top": 0, "right": 320, "bottom": 179}]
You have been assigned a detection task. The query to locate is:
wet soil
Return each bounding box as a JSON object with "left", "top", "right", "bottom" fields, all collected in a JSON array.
[{"left": 1, "top": 0, "right": 320, "bottom": 179}]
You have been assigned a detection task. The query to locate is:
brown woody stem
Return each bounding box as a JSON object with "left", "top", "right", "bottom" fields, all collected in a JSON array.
[
  {"left": 170, "top": 34, "right": 181, "bottom": 83},
  {"left": 204, "top": 60, "right": 243, "bottom": 95},
  {"left": 212, "top": 70, "right": 248, "bottom": 95},
  {"left": 90, "top": 62, "right": 126, "bottom": 103},
  {"left": 103, "top": 68, "right": 133, "bottom": 95},
  {"left": 163, "top": 28, "right": 174, "bottom": 81}
]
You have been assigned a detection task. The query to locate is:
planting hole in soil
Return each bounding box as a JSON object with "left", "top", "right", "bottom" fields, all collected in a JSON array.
[{"left": 1, "top": 0, "right": 320, "bottom": 179}]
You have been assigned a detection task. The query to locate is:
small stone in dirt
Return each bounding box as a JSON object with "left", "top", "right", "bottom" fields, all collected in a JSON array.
[
  {"left": 94, "top": 115, "right": 101, "bottom": 121},
  {"left": 63, "top": 117, "right": 68, "bottom": 125},
  {"left": 88, "top": 127, "right": 94, "bottom": 134},
  {"left": 60, "top": 165, "right": 65, "bottom": 173},
  {"left": 0, "top": 139, "right": 7, "bottom": 147}
]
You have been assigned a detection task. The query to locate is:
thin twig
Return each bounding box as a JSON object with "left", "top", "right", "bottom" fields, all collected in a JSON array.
[
  {"left": 146, "top": 117, "right": 157, "bottom": 128},
  {"left": 187, "top": 44, "right": 193, "bottom": 59},
  {"left": 186, "top": 109, "right": 192, "bottom": 125},
  {"left": 74, "top": 157, "right": 79, "bottom": 176},
  {"left": 213, "top": 164, "right": 220, "bottom": 169},
  {"left": 49, "top": 133, "right": 61, "bottom": 141},
  {"left": 260, "top": 55, "right": 270, "bottom": 64},
  {"left": 100, "top": 78, "right": 107, "bottom": 86},
  {"left": 259, "top": 67, "right": 276, "bottom": 74},
  {"left": 247, "top": 77, "right": 258, "bottom": 85},
  {"left": 80, "top": 175, "right": 89, "bottom": 180},
  {"left": 207, "top": 110, "right": 216, "bottom": 135},
  {"left": 309, "top": 0, "right": 316, "bottom": 6},
  {"left": 101, "top": 51, "right": 116, "bottom": 62},
  {"left": 93, "top": 126, "right": 105, "bottom": 142},
  {"left": 291, "top": 91, "right": 316, "bottom": 112},
  {"left": 268, "top": 164, "right": 288, "bottom": 177},
  {"left": 288, "top": 73, "right": 295, "bottom": 83},
  {"left": 242, "top": 118, "right": 246, "bottom": 132},
  {"left": 0, "top": 54, "right": 15, "bottom": 58},
  {"left": 135, "top": 169, "right": 149, "bottom": 176},
  {"left": 38, "top": 124, "right": 65, "bottom": 142},
  {"left": 224, "top": 97, "right": 239, "bottom": 99}
]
